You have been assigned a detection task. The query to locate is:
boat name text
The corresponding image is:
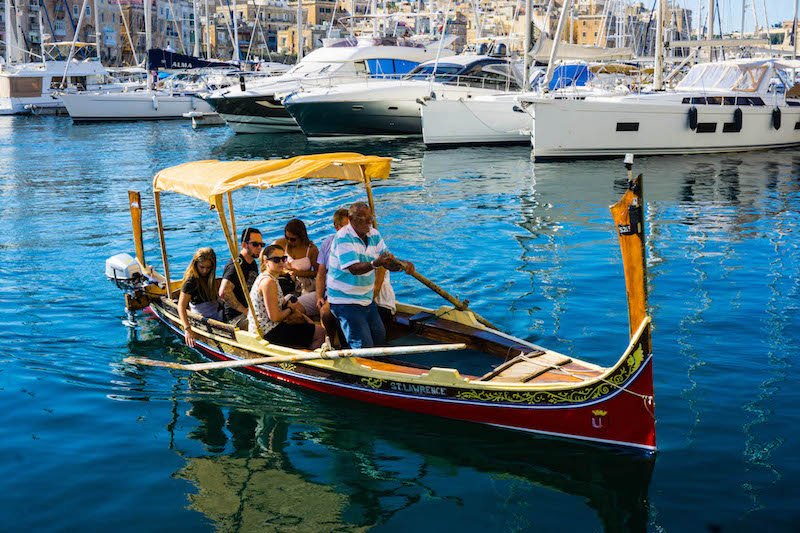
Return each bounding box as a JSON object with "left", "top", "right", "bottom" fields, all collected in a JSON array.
[{"left": 389, "top": 382, "right": 447, "bottom": 396}]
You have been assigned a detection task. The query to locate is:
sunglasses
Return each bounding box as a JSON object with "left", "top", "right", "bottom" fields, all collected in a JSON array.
[
  {"left": 266, "top": 256, "right": 288, "bottom": 263},
  {"left": 248, "top": 241, "right": 265, "bottom": 247},
  {"left": 285, "top": 236, "right": 298, "bottom": 242}
]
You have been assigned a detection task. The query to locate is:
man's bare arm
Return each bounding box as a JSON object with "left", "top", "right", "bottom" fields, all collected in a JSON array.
[{"left": 219, "top": 279, "right": 248, "bottom": 314}]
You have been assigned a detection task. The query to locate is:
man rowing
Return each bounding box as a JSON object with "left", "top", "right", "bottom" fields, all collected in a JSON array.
[{"left": 326, "top": 202, "right": 414, "bottom": 349}]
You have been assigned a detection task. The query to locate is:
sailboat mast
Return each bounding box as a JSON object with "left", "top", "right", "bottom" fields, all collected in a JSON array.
[
  {"left": 61, "top": 0, "right": 90, "bottom": 87},
  {"left": 94, "top": 0, "right": 102, "bottom": 59},
  {"left": 654, "top": 0, "right": 664, "bottom": 90},
  {"left": 543, "top": 0, "right": 570, "bottom": 91},
  {"left": 39, "top": 1, "right": 46, "bottom": 65},
  {"left": 706, "top": 0, "right": 714, "bottom": 39},
  {"left": 205, "top": 0, "right": 211, "bottom": 59},
  {"left": 193, "top": 0, "right": 200, "bottom": 56},
  {"left": 740, "top": 0, "right": 745, "bottom": 36},
  {"left": 523, "top": 0, "right": 531, "bottom": 88},
  {"left": 145, "top": 0, "right": 153, "bottom": 52},
  {"left": 4, "top": 0, "right": 12, "bottom": 63},
  {"left": 233, "top": 0, "right": 239, "bottom": 61},
  {"left": 296, "top": 0, "right": 303, "bottom": 61},
  {"left": 793, "top": 0, "right": 798, "bottom": 61}
]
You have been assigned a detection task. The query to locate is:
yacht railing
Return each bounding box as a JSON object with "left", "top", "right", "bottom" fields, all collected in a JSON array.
[{"left": 295, "top": 73, "right": 520, "bottom": 92}]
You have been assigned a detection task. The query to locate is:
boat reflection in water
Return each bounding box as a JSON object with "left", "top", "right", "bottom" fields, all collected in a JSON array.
[{"left": 173, "top": 386, "right": 654, "bottom": 532}]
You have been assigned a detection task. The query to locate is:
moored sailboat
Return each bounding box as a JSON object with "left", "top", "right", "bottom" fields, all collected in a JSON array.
[
  {"left": 519, "top": 58, "right": 800, "bottom": 160},
  {"left": 109, "top": 153, "right": 656, "bottom": 451}
]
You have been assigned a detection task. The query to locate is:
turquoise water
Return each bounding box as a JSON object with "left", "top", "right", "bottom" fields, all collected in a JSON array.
[{"left": 1, "top": 116, "right": 799, "bottom": 531}]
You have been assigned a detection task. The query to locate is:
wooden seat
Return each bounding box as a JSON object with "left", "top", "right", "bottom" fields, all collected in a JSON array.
[{"left": 479, "top": 351, "right": 572, "bottom": 383}]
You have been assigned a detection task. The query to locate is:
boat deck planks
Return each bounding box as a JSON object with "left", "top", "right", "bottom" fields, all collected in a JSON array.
[{"left": 481, "top": 352, "right": 573, "bottom": 383}]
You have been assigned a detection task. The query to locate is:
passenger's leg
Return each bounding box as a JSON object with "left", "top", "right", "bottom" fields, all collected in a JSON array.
[
  {"left": 298, "top": 291, "right": 319, "bottom": 318},
  {"left": 377, "top": 305, "right": 393, "bottom": 339},
  {"left": 330, "top": 303, "right": 373, "bottom": 349},
  {"left": 310, "top": 325, "right": 325, "bottom": 349},
  {"left": 320, "top": 302, "right": 344, "bottom": 348},
  {"left": 365, "top": 302, "right": 386, "bottom": 346}
]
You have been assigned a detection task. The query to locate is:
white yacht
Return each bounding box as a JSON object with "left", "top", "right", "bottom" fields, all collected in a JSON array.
[
  {"left": 282, "top": 54, "right": 524, "bottom": 138},
  {"left": 420, "top": 62, "right": 635, "bottom": 146},
  {"left": 0, "top": 56, "right": 112, "bottom": 115},
  {"left": 204, "top": 33, "right": 457, "bottom": 134},
  {"left": 518, "top": 58, "right": 800, "bottom": 160},
  {"left": 59, "top": 69, "right": 238, "bottom": 121},
  {"left": 420, "top": 92, "right": 531, "bottom": 146}
]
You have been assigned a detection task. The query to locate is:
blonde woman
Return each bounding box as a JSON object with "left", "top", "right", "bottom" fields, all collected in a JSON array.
[
  {"left": 249, "top": 245, "right": 325, "bottom": 349},
  {"left": 178, "top": 247, "right": 222, "bottom": 347}
]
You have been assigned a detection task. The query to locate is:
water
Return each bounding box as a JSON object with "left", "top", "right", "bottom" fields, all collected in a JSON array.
[{"left": 1, "top": 116, "right": 799, "bottom": 531}]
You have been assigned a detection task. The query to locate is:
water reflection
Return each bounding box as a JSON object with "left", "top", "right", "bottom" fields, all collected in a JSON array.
[{"left": 172, "top": 391, "right": 654, "bottom": 532}]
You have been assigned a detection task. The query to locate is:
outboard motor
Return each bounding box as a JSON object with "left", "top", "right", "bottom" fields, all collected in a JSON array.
[
  {"left": 106, "top": 253, "right": 145, "bottom": 289},
  {"left": 105, "top": 253, "right": 151, "bottom": 327}
]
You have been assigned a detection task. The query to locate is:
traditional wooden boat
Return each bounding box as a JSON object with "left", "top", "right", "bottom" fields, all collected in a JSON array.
[{"left": 110, "top": 152, "right": 656, "bottom": 452}]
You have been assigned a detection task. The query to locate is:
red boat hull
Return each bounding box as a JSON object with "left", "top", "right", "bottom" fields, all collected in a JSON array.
[{"left": 180, "top": 326, "right": 656, "bottom": 452}]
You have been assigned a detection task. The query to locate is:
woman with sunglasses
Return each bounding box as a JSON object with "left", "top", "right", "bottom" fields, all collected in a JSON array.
[
  {"left": 274, "top": 219, "right": 319, "bottom": 317},
  {"left": 178, "top": 247, "right": 222, "bottom": 347},
  {"left": 248, "top": 244, "right": 325, "bottom": 349}
]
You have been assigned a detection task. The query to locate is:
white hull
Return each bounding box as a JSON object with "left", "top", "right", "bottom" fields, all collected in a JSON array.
[
  {"left": 421, "top": 94, "right": 531, "bottom": 146},
  {"left": 1, "top": 59, "right": 113, "bottom": 115},
  {"left": 0, "top": 96, "right": 62, "bottom": 114},
  {"left": 183, "top": 111, "right": 225, "bottom": 128},
  {"left": 530, "top": 98, "right": 800, "bottom": 160},
  {"left": 60, "top": 91, "right": 212, "bottom": 121},
  {"left": 220, "top": 113, "right": 300, "bottom": 133}
]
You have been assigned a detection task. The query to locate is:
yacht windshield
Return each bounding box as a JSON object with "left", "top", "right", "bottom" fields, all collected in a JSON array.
[
  {"left": 286, "top": 62, "right": 341, "bottom": 77},
  {"left": 676, "top": 63, "right": 768, "bottom": 93},
  {"left": 403, "top": 64, "right": 462, "bottom": 81}
]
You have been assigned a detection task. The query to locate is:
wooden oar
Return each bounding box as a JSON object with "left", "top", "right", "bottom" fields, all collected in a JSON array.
[
  {"left": 400, "top": 265, "right": 499, "bottom": 330},
  {"left": 124, "top": 342, "right": 467, "bottom": 372}
]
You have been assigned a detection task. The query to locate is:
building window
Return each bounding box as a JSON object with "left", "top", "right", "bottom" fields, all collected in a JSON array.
[{"left": 73, "top": 3, "right": 78, "bottom": 17}]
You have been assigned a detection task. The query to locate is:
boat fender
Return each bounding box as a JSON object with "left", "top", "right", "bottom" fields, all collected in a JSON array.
[
  {"left": 239, "top": 75, "right": 246, "bottom": 92},
  {"left": 772, "top": 107, "right": 781, "bottom": 130},
  {"left": 732, "top": 107, "right": 742, "bottom": 131},
  {"left": 152, "top": 94, "right": 158, "bottom": 110},
  {"left": 687, "top": 106, "right": 698, "bottom": 130}
]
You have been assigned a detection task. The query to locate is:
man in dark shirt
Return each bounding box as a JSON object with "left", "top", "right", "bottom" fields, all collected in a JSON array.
[{"left": 219, "top": 227, "right": 263, "bottom": 322}]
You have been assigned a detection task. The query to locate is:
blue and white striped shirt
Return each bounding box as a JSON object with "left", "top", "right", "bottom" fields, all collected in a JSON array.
[{"left": 326, "top": 224, "right": 387, "bottom": 305}]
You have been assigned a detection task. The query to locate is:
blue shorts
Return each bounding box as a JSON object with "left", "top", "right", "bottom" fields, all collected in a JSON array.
[{"left": 329, "top": 301, "right": 386, "bottom": 349}]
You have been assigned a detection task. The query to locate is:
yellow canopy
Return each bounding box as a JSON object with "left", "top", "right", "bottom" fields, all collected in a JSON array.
[{"left": 152, "top": 152, "right": 392, "bottom": 205}]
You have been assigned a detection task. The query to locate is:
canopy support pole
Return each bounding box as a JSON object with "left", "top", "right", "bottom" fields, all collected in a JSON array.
[
  {"left": 213, "top": 195, "right": 263, "bottom": 338},
  {"left": 227, "top": 191, "right": 237, "bottom": 241},
  {"left": 153, "top": 191, "right": 173, "bottom": 298}
]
